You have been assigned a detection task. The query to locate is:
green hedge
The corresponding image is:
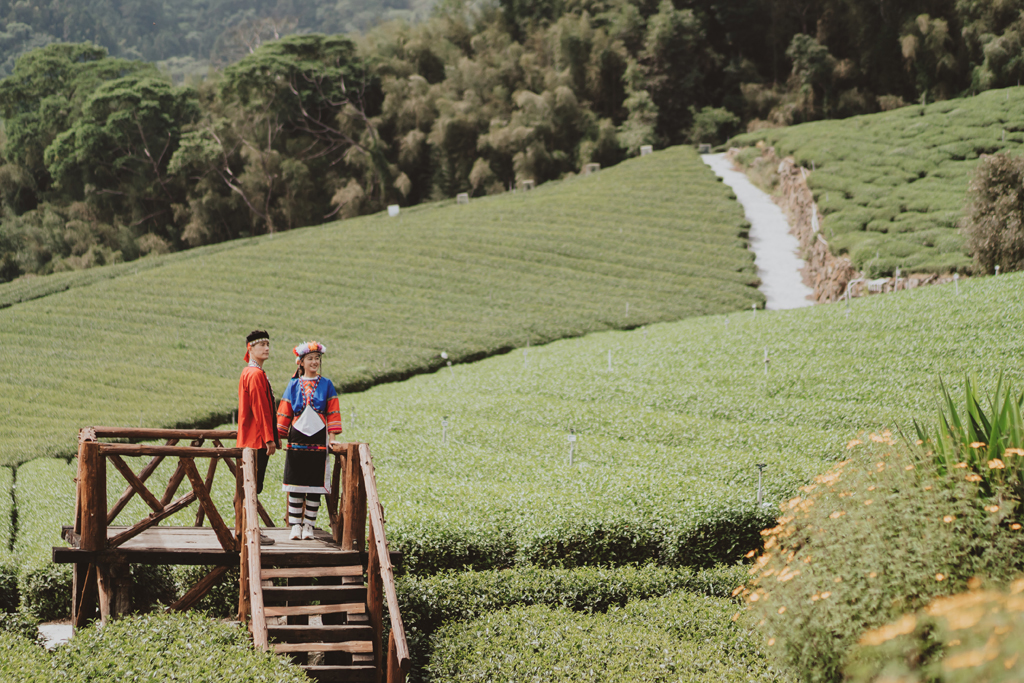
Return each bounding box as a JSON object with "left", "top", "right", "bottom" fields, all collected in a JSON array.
[
  {"left": 0, "top": 612, "right": 311, "bottom": 682},
  {"left": 397, "top": 563, "right": 748, "bottom": 682},
  {"left": 426, "top": 594, "right": 790, "bottom": 682}
]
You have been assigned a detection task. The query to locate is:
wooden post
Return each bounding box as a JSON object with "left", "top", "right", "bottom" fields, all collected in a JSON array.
[
  {"left": 234, "top": 457, "right": 244, "bottom": 551},
  {"left": 78, "top": 440, "right": 106, "bottom": 552},
  {"left": 387, "top": 630, "right": 404, "bottom": 683},
  {"left": 329, "top": 450, "right": 343, "bottom": 544},
  {"left": 242, "top": 447, "right": 268, "bottom": 649},
  {"left": 342, "top": 444, "right": 366, "bottom": 551},
  {"left": 367, "top": 523, "right": 383, "bottom": 681}
]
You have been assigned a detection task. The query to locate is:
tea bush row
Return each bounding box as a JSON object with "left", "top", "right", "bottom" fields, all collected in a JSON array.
[
  {"left": 0, "top": 612, "right": 308, "bottom": 683},
  {"left": 426, "top": 594, "right": 790, "bottom": 682},
  {"left": 0, "top": 145, "right": 762, "bottom": 466},
  {"left": 396, "top": 563, "right": 747, "bottom": 681},
  {"left": 730, "top": 87, "right": 1024, "bottom": 276},
  {"left": 20, "top": 270, "right": 1024, "bottom": 593},
  {"left": 742, "top": 440, "right": 1024, "bottom": 682}
]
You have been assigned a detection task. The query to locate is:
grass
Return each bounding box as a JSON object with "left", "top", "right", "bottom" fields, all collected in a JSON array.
[
  {"left": 0, "top": 145, "right": 761, "bottom": 467},
  {"left": 729, "top": 86, "right": 1024, "bottom": 277}
]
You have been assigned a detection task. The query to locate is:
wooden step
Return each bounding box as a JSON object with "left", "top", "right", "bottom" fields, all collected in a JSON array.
[
  {"left": 268, "top": 624, "right": 373, "bottom": 643},
  {"left": 261, "top": 565, "right": 362, "bottom": 580},
  {"left": 265, "top": 603, "right": 365, "bottom": 617},
  {"left": 263, "top": 585, "right": 367, "bottom": 604},
  {"left": 273, "top": 641, "right": 373, "bottom": 654},
  {"left": 260, "top": 550, "right": 366, "bottom": 567},
  {"left": 300, "top": 665, "right": 377, "bottom": 683}
]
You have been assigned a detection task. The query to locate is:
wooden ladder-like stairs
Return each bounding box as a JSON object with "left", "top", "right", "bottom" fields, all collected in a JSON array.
[{"left": 261, "top": 551, "right": 376, "bottom": 682}]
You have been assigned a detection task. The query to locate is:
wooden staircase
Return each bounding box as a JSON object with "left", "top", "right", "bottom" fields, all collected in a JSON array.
[{"left": 239, "top": 444, "right": 410, "bottom": 683}]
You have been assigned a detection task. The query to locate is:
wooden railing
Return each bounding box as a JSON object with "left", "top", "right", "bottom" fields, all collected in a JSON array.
[
  {"left": 359, "top": 443, "right": 411, "bottom": 681},
  {"left": 66, "top": 427, "right": 409, "bottom": 680}
]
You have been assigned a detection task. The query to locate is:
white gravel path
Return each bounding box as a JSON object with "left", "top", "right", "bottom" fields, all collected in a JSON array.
[{"left": 702, "top": 153, "right": 815, "bottom": 310}]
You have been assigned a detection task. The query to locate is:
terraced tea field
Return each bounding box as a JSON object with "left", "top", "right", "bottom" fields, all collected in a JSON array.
[
  {"left": 0, "top": 145, "right": 761, "bottom": 466},
  {"left": 729, "top": 86, "right": 1024, "bottom": 277}
]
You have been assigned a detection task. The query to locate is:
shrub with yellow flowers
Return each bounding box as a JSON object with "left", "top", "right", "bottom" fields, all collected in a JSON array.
[
  {"left": 738, "top": 435, "right": 1024, "bottom": 683},
  {"left": 845, "top": 576, "right": 1024, "bottom": 682}
]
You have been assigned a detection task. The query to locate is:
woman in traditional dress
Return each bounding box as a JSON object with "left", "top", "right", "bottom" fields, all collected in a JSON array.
[{"left": 276, "top": 341, "right": 342, "bottom": 540}]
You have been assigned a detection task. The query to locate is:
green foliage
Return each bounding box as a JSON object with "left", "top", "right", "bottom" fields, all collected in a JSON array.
[
  {"left": 845, "top": 580, "right": 1024, "bottom": 682},
  {"left": 732, "top": 87, "right": 1024, "bottom": 276},
  {"left": 398, "top": 564, "right": 748, "bottom": 681},
  {"left": 961, "top": 151, "right": 1024, "bottom": 273},
  {"left": 0, "top": 631, "right": 49, "bottom": 683},
  {"left": 743, "top": 441, "right": 1024, "bottom": 683},
  {"left": 915, "top": 374, "right": 1024, "bottom": 499},
  {"left": 688, "top": 106, "right": 740, "bottom": 145},
  {"left": 425, "top": 594, "right": 789, "bottom": 682},
  {"left": 47, "top": 611, "right": 308, "bottom": 682},
  {"left": 0, "top": 610, "right": 38, "bottom": 640},
  {"left": 19, "top": 563, "right": 70, "bottom": 622}
]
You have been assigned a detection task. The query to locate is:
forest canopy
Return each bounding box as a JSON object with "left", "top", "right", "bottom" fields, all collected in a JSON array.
[{"left": 2, "top": 0, "right": 1024, "bottom": 281}]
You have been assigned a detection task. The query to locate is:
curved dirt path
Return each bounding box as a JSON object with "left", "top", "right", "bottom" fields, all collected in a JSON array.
[{"left": 702, "top": 153, "right": 814, "bottom": 310}]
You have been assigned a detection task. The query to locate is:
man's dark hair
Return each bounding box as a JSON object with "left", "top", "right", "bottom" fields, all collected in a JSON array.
[{"left": 246, "top": 329, "right": 270, "bottom": 344}]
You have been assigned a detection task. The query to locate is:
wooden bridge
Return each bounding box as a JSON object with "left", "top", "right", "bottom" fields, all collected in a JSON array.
[{"left": 54, "top": 427, "right": 410, "bottom": 683}]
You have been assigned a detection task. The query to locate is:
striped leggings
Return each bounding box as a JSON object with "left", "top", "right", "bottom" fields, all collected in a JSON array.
[{"left": 287, "top": 493, "right": 320, "bottom": 526}]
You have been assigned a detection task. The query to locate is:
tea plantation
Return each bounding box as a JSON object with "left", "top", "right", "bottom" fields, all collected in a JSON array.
[
  {"left": 729, "top": 86, "right": 1024, "bottom": 277},
  {"left": 0, "top": 145, "right": 762, "bottom": 467}
]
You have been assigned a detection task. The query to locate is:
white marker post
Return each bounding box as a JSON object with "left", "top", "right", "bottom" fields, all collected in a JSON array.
[
  {"left": 954, "top": 272, "right": 960, "bottom": 295},
  {"left": 441, "top": 351, "right": 453, "bottom": 377},
  {"left": 442, "top": 417, "right": 448, "bottom": 446},
  {"left": 351, "top": 407, "right": 356, "bottom": 429},
  {"left": 625, "top": 302, "right": 630, "bottom": 317},
  {"left": 995, "top": 265, "right": 1000, "bottom": 276},
  {"left": 756, "top": 463, "right": 767, "bottom": 506},
  {"left": 763, "top": 347, "right": 769, "bottom": 376},
  {"left": 568, "top": 428, "right": 577, "bottom": 466}
]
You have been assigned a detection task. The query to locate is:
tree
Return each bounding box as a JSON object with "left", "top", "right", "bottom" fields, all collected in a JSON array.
[{"left": 962, "top": 152, "right": 1024, "bottom": 274}]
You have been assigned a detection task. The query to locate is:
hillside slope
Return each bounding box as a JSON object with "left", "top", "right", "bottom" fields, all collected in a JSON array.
[
  {"left": 730, "top": 86, "right": 1024, "bottom": 277},
  {"left": 0, "top": 146, "right": 761, "bottom": 465}
]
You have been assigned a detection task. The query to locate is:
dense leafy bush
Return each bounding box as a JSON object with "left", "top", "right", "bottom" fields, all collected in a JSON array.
[
  {"left": 398, "top": 564, "right": 747, "bottom": 682},
  {"left": 961, "top": 152, "right": 1024, "bottom": 273},
  {"left": 172, "top": 565, "right": 239, "bottom": 618},
  {"left": 0, "top": 631, "right": 50, "bottom": 683},
  {"left": 47, "top": 612, "right": 308, "bottom": 682},
  {"left": 741, "top": 439, "right": 1024, "bottom": 683},
  {"left": 0, "top": 610, "right": 38, "bottom": 640},
  {"left": 426, "top": 594, "right": 789, "bottom": 682},
  {"left": 19, "top": 563, "right": 70, "bottom": 621},
  {"left": 845, "top": 578, "right": 1024, "bottom": 682}
]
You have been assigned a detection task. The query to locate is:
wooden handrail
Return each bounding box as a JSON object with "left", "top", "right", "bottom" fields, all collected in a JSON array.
[
  {"left": 241, "top": 447, "right": 268, "bottom": 649},
  {"left": 358, "top": 444, "right": 410, "bottom": 678},
  {"left": 90, "top": 427, "right": 237, "bottom": 440}
]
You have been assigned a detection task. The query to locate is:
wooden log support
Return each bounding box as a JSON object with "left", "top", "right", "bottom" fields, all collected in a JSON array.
[
  {"left": 234, "top": 457, "right": 244, "bottom": 551},
  {"left": 387, "top": 630, "right": 408, "bottom": 683},
  {"left": 107, "top": 491, "right": 197, "bottom": 548},
  {"left": 108, "top": 454, "right": 165, "bottom": 515},
  {"left": 161, "top": 460, "right": 187, "bottom": 507},
  {"left": 72, "top": 562, "right": 97, "bottom": 629},
  {"left": 79, "top": 440, "right": 106, "bottom": 553},
  {"left": 194, "top": 457, "right": 219, "bottom": 526},
  {"left": 242, "top": 447, "right": 268, "bottom": 650},
  {"left": 327, "top": 450, "right": 343, "bottom": 543},
  {"left": 181, "top": 457, "right": 234, "bottom": 551},
  {"left": 342, "top": 444, "right": 366, "bottom": 552},
  {"left": 169, "top": 566, "right": 230, "bottom": 612},
  {"left": 108, "top": 451, "right": 169, "bottom": 524}
]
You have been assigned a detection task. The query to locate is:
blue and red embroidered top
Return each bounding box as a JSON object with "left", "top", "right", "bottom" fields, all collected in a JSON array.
[{"left": 276, "top": 376, "right": 342, "bottom": 438}]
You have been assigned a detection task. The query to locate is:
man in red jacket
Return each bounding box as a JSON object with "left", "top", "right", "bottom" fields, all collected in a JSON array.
[{"left": 238, "top": 329, "right": 280, "bottom": 544}]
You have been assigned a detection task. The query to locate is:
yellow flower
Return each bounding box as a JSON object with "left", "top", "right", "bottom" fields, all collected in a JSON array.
[
  {"left": 821, "top": 591, "right": 831, "bottom": 599},
  {"left": 904, "top": 464, "right": 914, "bottom": 470},
  {"left": 868, "top": 572, "right": 877, "bottom": 578},
  {"left": 966, "top": 474, "right": 983, "bottom": 482},
  {"left": 1011, "top": 523, "right": 1022, "bottom": 531},
  {"left": 935, "top": 573, "right": 946, "bottom": 581},
  {"left": 954, "top": 462, "right": 968, "bottom": 469},
  {"left": 864, "top": 499, "right": 873, "bottom": 505},
  {"left": 829, "top": 511, "right": 846, "bottom": 519},
  {"left": 985, "top": 505, "right": 1000, "bottom": 513},
  {"left": 778, "top": 606, "right": 786, "bottom": 614},
  {"left": 858, "top": 614, "right": 917, "bottom": 646},
  {"left": 846, "top": 439, "right": 862, "bottom": 449},
  {"left": 744, "top": 549, "right": 757, "bottom": 558},
  {"left": 970, "top": 442, "right": 987, "bottom": 449},
  {"left": 988, "top": 458, "right": 1005, "bottom": 469},
  {"left": 943, "top": 515, "right": 956, "bottom": 523},
  {"left": 767, "top": 638, "right": 775, "bottom": 646}
]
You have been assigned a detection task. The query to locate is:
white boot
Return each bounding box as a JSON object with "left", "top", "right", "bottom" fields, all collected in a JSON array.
[
  {"left": 289, "top": 524, "right": 302, "bottom": 540},
  {"left": 302, "top": 523, "right": 315, "bottom": 540}
]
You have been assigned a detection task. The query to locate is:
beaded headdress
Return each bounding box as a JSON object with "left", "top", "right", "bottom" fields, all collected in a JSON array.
[
  {"left": 293, "top": 341, "right": 326, "bottom": 365},
  {"left": 243, "top": 329, "right": 270, "bottom": 363}
]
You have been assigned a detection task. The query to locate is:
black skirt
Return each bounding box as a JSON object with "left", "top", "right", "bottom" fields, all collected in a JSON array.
[{"left": 282, "top": 424, "right": 330, "bottom": 494}]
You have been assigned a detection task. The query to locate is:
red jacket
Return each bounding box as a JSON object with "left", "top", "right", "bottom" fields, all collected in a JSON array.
[{"left": 238, "top": 366, "right": 280, "bottom": 449}]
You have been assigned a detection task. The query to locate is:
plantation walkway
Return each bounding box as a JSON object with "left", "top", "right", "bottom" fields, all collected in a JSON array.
[{"left": 702, "top": 153, "right": 815, "bottom": 310}]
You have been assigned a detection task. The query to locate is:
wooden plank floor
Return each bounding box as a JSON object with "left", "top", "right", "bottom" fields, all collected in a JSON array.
[{"left": 54, "top": 526, "right": 363, "bottom": 566}]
